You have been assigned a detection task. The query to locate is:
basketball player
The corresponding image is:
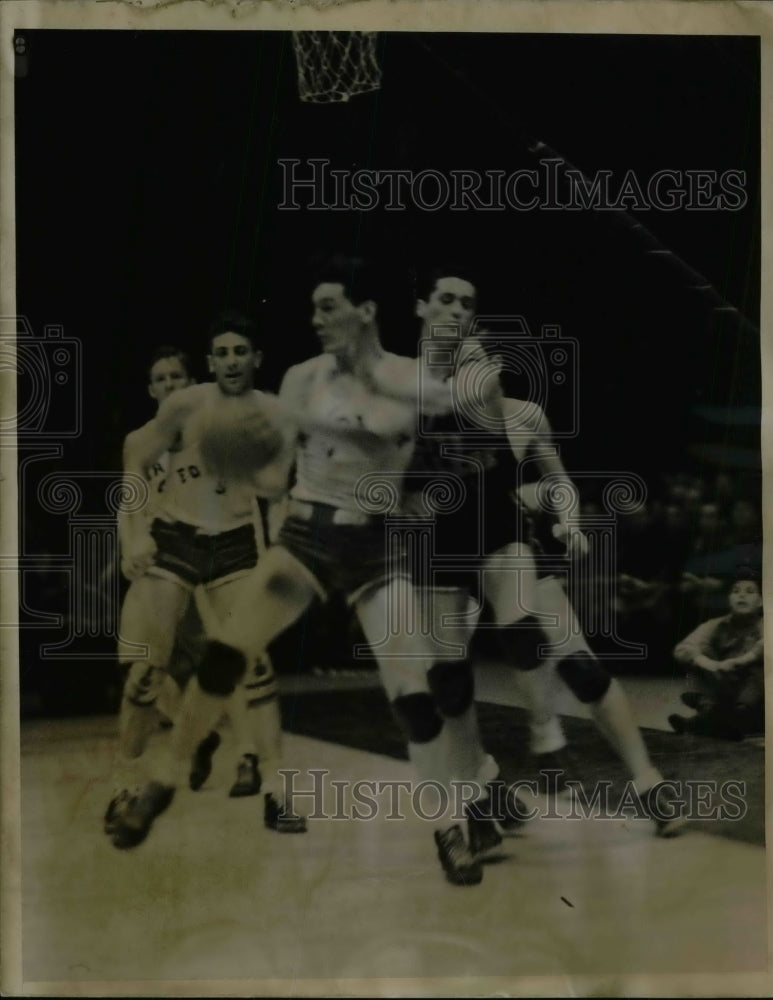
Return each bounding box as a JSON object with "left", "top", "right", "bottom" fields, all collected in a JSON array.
[
  {"left": 109, "top": 256, "right": 503, "bottom": 886},
  {"left": 115, "top": 344, "right": 272, "bottom": 802},
  {"left": 400, "top": 266, "right": 685, "bottom": 848},
  {"left": 106, "top": 314, "right": 293, "bottom": 848},
  {"left": 117, "top": 346, "right": 197, "bottom": 730}
]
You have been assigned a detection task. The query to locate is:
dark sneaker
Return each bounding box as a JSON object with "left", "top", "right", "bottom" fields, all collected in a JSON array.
[
  {"left": 668, "top": 713, "right": 688, "bottom": 734},
  {"left": 534, "top": 748, "right": 579, "bottom": 795},
  {"left": 228, "top": 752, "right": 262, "bottom": 798},
  {"left": 466, "top": 796, "right": 503, "bottom": 857},
  {"left": 189, "top": 731, "right": 221, "bottom": 791},
  {"left": 103, "top": 788, "right": 133, "bottom": 835},
  {"left": 487, "top": 780, "right": 529, "bottom": 834},
  {"left": 640, "top": 781, "right": 687, "bottom": 838},
  {"left": 434, "top": 825, "right": 483, "bottom": 886},
  {"left": 680, "top": 692, "right": 712, "bottom": 711},
  {"left": 264, "top": 792, "right": 307, "bottom": 833},
  {"left": 109, "top": 782, "right": 175, "bottom": 850}
]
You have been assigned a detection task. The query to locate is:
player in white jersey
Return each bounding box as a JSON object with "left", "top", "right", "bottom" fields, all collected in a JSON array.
[
  {"left": 403, "top": 266, "right": 685, "bottom": 845},
  {"left": 113, "top": 345, "right": 270, "bottom": 800},
  {"left": 109, "top": 347, "right": 197, "bottom": 813},
  {"left": 105, "top": 315, "right": 296, "bottom": 848},
  {"left": 110, "top": 256, "right": 504, "bottom": 885}
]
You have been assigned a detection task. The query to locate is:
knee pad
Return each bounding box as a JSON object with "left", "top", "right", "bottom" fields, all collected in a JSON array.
[
  {"left": 244, "top": 656, "right": 278, "bottom": 709},
  {"left": 556, "top": 651, "right": 611, "bottom": 704},
  {"left": 492, "top": 615, "right": 545, "bottom": 671},
  {"left": 124, "top": 661, "right": 165, "bottom": 708},
  {"left": 198, "top": 640, "right": 247, "bottom": 697},
  {"left": 391, "top": 693, "right": 443, "bottom": 744},
  {"left": 427, "top": 659, "right": 474, "bottom": 718}
]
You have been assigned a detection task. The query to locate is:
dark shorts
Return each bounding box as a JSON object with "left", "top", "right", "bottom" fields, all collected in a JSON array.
[
  {"left": 277, "top": 501, "right": 410, "bottom": 605},
  {"left": 406, "top": 470, "right": 531, "bottom": 596},
  {"left": 149, "top": 518, "right": 257, "bottom": 591}
]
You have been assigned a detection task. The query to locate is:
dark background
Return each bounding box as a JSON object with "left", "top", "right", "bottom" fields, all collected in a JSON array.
[{"left": 14, "top": 30, "right": 761, "bottom": 708}]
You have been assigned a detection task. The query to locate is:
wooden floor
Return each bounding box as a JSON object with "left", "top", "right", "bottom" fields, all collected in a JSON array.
[{"left": 12, "top": 679, "right": 769, "bottom": 996}]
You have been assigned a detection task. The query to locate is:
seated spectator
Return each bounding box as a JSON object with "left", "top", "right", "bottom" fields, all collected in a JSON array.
[
  {"left": 668, "top": 573, "right": 764, "bottom": 740},
  {"left": 729, "top": 497, "right": 761, "bottom": 547}
]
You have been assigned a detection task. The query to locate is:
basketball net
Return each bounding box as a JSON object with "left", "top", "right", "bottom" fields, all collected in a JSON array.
[{"left": 291, "top": 31, "right": 381, "bottom": 103}]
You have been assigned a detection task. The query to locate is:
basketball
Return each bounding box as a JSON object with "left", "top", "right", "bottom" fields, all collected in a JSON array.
[{"left": 197, "top": 394, "right": 286, "bottom": 484}]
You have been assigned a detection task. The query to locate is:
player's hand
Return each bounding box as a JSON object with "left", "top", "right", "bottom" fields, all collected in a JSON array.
[
  {"left": 552, "top": 522, "right": 589, "bottom": 559},
  {"left": 455, "top": 350, "right": 504, "bottom": 408},
  {"left": 121, "top": 533, "right": 157, "bottom": 581}
]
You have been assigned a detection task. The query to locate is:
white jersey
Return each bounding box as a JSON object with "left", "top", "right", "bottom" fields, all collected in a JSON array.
[
  {"left": 289, "top": 356, "right": 416, "bottom": 514},
  {"left": 154, "top": 384, "right": 266, "bottom": 535},
  {"left": 147, "top": 450, "right": 170, "bottom": 501}
]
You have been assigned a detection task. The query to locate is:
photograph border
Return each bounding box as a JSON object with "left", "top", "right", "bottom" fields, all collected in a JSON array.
[{"left": 1, "top": 1, "right": 770, "bottom": 996}]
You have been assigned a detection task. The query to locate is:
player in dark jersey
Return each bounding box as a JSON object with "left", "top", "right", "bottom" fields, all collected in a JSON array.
[{"left": 400, "top": 266, "right": 685, "bottom": 847}]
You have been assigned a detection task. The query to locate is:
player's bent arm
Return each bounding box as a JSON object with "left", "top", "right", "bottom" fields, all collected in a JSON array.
[
  {"left": 120, "top": 387, "right": 202, "bottom": 577},
  {"left": 503, "top": 398, "right": 584, "bottom": 552},
  {"left": 129, "top": 385, "right": 204, "bottom": 473},
  {"left": 119, "top": 427, "right": 163, "bottom": 579}
]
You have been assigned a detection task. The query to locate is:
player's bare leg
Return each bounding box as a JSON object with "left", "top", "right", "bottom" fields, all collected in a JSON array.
[
  {"left": 224, "top": 656, "right": 280, "bottom": 798},
  {"left": 423, "top": 587, "right": 504, "bottom": 858},
  {"left": 514, "top": 575, "right": 684, "bottom": 836},
  {"left": 356, "top": 576, "right": 483, "bottom": 886},
  {"left": 107, "top": 574, "right": 189, "bottom": 838},
  {"left": 166, "top": 547, "right": 315, "bottom": 805},
  {"left": 193, "top": 580, "right": 271, "bottom": 797},
  {"left": 109, "top": 546, "right": 317, "bottom": 848}
]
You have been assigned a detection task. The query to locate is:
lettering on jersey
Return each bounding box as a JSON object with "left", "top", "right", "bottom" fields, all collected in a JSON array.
[
  {"left": 149, "top": 462, "right": 165, "bottom": 478},
  {"left": 157, "top": 477, "right": 166, "bottom": 494},
  {"left": 175, "top": 464, "right": 202, "bottom": 484}
]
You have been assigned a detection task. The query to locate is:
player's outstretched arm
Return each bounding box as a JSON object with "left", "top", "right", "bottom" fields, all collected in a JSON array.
[
  {"left": 117, "top": 424, "right": 160, "bottom": 577},
  {"left": 283, "top": 357, "right": 406, "bottom": 443},
  {"left": 366, "top": 348, "right": 503, "bottom": 418}
]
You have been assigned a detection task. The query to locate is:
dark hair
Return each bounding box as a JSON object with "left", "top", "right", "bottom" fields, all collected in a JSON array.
[
  {"left": 730, "top": 567, "right": 761, "bottom": 589},
  {"left": 207, "top": 311, "right": 259, "bottom": 353},
  {"left": 415, "top": 262, "right": 480, "bottom": 303},
  {"left": 311, "top": 254, "right": 383, "bottom": 309},
  {"left": 147, "top": 345, "right": 192, "bottom": 380}
]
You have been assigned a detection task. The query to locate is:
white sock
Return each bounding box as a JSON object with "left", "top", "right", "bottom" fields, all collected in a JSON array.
[
  {"left": 530, "top": 716, "right": 566, "bottom": 755},
  {"left": 632, "top": 767, "right": 664, "bottom": 797}
]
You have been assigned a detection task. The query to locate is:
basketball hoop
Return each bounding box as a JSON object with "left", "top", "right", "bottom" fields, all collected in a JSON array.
[{"left": 291, "top": 31, "right": 381, "bottom": 104}]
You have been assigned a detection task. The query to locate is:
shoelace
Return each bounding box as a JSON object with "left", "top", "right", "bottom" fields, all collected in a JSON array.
[{"left": 443, "top": 829, "right": 470, "bottom": 864}]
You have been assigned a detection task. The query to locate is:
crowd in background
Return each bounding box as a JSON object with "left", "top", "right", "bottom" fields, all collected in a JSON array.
[{"left": 606, "top": 469, "right": 762, "bottom": 669}]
